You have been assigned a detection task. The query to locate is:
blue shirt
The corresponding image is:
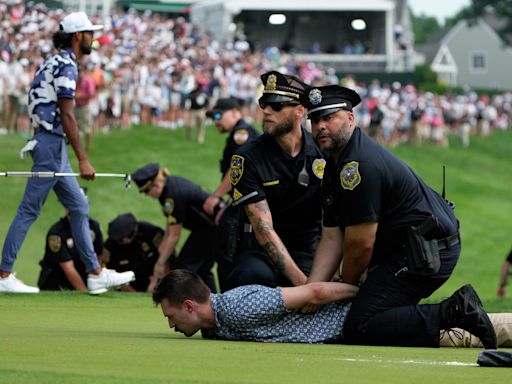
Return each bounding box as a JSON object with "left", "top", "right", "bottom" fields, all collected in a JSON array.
[
  {"left": 28, "top": 48, "right": 78, "bottom": 136},
  {"left": 211, "top": 285, "right": 351, "bottom": 343}
]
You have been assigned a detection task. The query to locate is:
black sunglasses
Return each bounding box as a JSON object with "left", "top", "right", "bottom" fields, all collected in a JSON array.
[{"left": 259, "top": 101, "right": 300, "bottom": 112}]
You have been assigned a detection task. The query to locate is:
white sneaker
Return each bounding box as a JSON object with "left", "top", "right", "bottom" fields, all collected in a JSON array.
[
  {"left": 0, "top": 273, "right": 40, "bottom": 293},
  {"left": 87, "top": 268, "right": 135, "bottom": 295}
]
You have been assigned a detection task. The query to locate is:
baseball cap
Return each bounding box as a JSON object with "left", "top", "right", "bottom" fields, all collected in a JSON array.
[
  {"left": 108, "top": 213, "right": 138, "bottom": 243},
  {"left": 60, "top": 12, "right": 103, "bottom": 34},
  {"left": 206, "top": 98, "right": 239, "bottom": 119}
]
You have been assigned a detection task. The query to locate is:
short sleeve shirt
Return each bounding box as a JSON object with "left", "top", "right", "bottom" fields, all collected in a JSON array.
[
  {"left": 28, "top": 48, "right": 78, "bottom": 135},
  {"left": 158, "top": 176, "right": 212, "bottom": 229},
  {"left": 322, "top": 127, "right": 458, "bottom": 264},
  {"left": 211, "top": 285, "right": 350, "bottom": 343},
  {"left": 230, "top": 129, "right": 325, "bottom": 249}
]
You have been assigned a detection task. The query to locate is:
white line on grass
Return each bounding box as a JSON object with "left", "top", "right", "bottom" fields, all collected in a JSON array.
[{"left": 337, "top": 358, "right": 478, "bottom": 367}]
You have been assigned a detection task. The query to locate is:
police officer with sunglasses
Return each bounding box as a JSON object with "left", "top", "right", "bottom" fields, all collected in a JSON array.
[{"left": 227, "top": 71, "right": 326, "bottom": 289}]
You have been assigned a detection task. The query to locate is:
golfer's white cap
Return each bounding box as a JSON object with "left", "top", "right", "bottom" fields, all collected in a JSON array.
[{"left": 60, "top": 12, "right": 103, "bottom": 33}]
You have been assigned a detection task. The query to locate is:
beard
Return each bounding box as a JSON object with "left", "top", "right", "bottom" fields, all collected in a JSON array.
[
  {"left": 314, "top": 120, "right": 351, "bottom": 154},
  {"left": 263, "top": 113, "right": 294, "bottom": 138},
  {"left": 80, "top": 39, "right": 92, "bottom": 55}
]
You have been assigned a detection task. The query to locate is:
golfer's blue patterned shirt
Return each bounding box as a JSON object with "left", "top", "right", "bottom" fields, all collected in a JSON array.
[
  {"left": 28, "top": 48, "right": 78, "bottom": 136},
  {"left": 211, "top": 285, "right": 351, "bottom": 343}
]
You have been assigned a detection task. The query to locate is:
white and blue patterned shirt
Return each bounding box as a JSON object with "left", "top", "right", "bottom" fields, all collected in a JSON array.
[
  {"left": 28, "top": 48, "right": 78, "bottom": 136},
  {"left": 211, "top": 285, "right": 351, "bottom": 343}
]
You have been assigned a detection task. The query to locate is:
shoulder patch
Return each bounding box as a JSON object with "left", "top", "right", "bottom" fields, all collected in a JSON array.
[
  {"left": 230, "top": 155, "right": 245, "bottom": 185},
  {"left": 152, "top": 232, "right": 163, "bottom": 248},
  {"left": 141, "top": 242, "right": 150, "bottom": 253},
  {"left": 102, "top": 248, "right": 111, "bottom": 264},
  {"left": 233, "top": 129, "right": 250, "bottom": 145},
  {"left": 163, "top": 197, "right": 175, "bottom": 215},
  {"left": 89, "top": 229, "right": 96, "bottom": 242},
  {"left": 232, "top": 188, "right": 243, "bottom": 202},
  {"left": 340, "top": 161, "right": 362, "bottom": 190},
  {"left": 48, "top": 235, "right": 62, "bottom": 253},
  {"left": 312, "top": 158, "right": 326, "bottom": 179}
]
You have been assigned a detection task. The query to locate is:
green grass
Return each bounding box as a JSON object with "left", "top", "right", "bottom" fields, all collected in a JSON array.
[
  {"left": 1, "top": 126, "right": 512, "bottom": 383},
  {"left": 0, "top": 292, "right": 510, "bottom": 384}
]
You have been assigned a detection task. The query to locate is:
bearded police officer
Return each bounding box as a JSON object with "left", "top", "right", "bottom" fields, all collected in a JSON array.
[
  {"left": 302, "top": 85, "right": 496, "bottom": 349},
  {"left": 228, "top": 71, "right": 325, "bottom": 288}
]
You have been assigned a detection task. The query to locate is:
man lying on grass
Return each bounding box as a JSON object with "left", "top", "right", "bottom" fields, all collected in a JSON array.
[{"left": 153, "top": 270, "right": 506, "bottom": 348}]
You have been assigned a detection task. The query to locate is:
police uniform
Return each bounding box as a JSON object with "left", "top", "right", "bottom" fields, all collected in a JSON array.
[
  {"left": 208, "top": 98, "right": 260, "bottom": 291},
  {"left": 1, "top": 46, "right": 102, "bottom": 275},
  {"left": 38, "top": 217, "right": 103, "bottom": 290},
  {"left": 103, "top": 213, "right": 164, "bottom": 292},
  {"left": 132, "top": 163, "right": 221, "bottom": 292},
  {"left": 228, "top": 71, "right": 325, "bottom": 288},
  {"left": 303, "top": 85, "right": 461, "bottom": 347}
]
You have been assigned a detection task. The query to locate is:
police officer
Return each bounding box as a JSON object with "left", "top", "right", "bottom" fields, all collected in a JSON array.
[
  {"left": 302, "top": 85, "right": 495, "bottom": 349},
  {"left": 131, "top": 163, "right": 225, "bottom": 292},
  {"left": 227, "top": 71, "right": 325, "bottom": 289},
  {"left": 497, "top": 247, "right": 512, "bottom": 297},
  {"left": 103, "top": 213, "right": 166, "bottom": 293},
  {"left": 206, "top": 97, "right": 259, "bottom": 291},
  {"left": 38, "top": 209, "right": 103, "bottom": 291},
  {"left": 0, "top": 12, "right": 134, "bottom": 294}
]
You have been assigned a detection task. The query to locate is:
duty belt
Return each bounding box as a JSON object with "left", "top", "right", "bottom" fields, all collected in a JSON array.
[{"left": 437, "top": 232, "right": 460, "bottom": 251}]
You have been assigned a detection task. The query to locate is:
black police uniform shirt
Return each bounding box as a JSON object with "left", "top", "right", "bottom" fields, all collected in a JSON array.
[
  {"left": 322, "top": 127, "right": 458, "bottom": 266},
  {"left": 103, "top": 221, "right": 163, "bottom": 292},
  {"left": 38, "top": 217, "right": 103, "bottom": 290},
  {"left": 159, "top": 176, "right": 214, "bottom": 229},
  {"left": 231, "top": 128, "right": 325, "bottom": 252},
  {"left": 220, "top": 119, "right": 259, "bottom": 178}
]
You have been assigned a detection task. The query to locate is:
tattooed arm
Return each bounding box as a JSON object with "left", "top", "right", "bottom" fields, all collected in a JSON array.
[{"left": 245, "top": 200, "right": 307, "bottom": 286}]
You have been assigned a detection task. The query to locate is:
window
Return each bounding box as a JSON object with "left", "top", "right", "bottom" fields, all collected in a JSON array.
[{"left": 470, "top": 52, "right": 487, "bottom": 73}]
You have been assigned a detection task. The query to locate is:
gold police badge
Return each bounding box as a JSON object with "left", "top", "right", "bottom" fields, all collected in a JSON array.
[
  {"left": 266, "top": 74, "right": 277, "bottom": 91},
  {"left": 340, "top": 161, "right": 362, "bottom": 190},
  {"left": 312, "top": 158, "right": 326, "bottom": 179},
  {"left": 163, "top": 198, "right": 175, "bottom": 215},
  {"left": 48, "top": 235, "right": 61, "bottom": 253},
  {"left": 230, "top": 155, "right": 245, "bottom": 185}
]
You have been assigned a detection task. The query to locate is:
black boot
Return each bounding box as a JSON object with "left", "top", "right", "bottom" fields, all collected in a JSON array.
[{"left": 440, "top": 284, "right": 497, "bottom": 349}]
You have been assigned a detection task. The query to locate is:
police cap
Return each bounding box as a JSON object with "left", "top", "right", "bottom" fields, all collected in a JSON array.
[
  {"left": 259, "top": 70, "right": 308, "bottom": 103},
  {"left": 108, "top": 213, "right": 137, "bottom": 243},
  {"left": 131, "top": 163, "right": 159, "bottom": 193},
  {"left": 206, "top": 98, "right": 239, "bottom": 119},
  {"left": 300, "top": 84, "right": 361, "bottom": 119}
]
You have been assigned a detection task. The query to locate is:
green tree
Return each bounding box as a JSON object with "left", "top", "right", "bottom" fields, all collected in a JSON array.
[
  {"left": 461, "top": 0, "right": 512, "bottom": 44},
  {"left": 410, "top": 11, "right": 441, "bottom": 44}
]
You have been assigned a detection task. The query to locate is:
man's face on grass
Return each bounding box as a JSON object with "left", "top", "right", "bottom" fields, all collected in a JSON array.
[{"left": 160, "top": 298, "right": 200, "bottom": 337}]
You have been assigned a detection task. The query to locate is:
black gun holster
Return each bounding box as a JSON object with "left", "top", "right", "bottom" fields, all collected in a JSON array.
[{"left": 403, "top": 215, "right": 440, "bottom": 276}]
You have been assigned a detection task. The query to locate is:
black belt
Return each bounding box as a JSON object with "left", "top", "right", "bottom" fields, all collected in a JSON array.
[{"left": 437, "top": 232, "right": 460, "bottom": 251}]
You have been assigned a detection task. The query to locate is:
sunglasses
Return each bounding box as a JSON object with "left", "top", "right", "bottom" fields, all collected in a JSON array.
[
  {"left": 212, "top": 112, "right": 223, "bottom": 121},
  {"left": 259, "top": 101, "right": 300, "bottom": 112}
]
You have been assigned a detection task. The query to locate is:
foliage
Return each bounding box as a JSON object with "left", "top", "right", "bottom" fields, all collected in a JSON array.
[
  {"left": 410, "top": 11, "right": 442, "bottom": 44},
  {"left": 460, "top": 0, "right": 512, "bottom": 45}
]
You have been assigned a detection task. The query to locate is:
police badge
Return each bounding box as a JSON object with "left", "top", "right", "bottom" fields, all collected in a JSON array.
[
  {"left": 266, "top": 74, "right": 277, "bottom": 91},
  {"left": 340, "top": 161, "right": 362, "bottom": 190},
  {"left": 163, "top": 198, "right": 175, "bottom": 215},
  {"left": 230, "top": 155, "right": 245, "bottom": 185},
  {"left": 309, "top": 88, "right": 322, "bottom": 105},
  {"left": 312, "top": 158, "right": 326, "bottom": 179}
]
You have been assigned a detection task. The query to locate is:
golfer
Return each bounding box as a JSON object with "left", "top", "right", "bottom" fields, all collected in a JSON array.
[{"left": 0, "top": 12, "right": 134, "bottom": 294}]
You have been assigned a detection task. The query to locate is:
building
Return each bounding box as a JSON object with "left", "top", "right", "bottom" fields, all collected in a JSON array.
[
  {"left": 190, "top": 0, "right": 414, "bottom": 73},
  {"left": 415, "top": 17, "right": 512, "bottom": 91}
]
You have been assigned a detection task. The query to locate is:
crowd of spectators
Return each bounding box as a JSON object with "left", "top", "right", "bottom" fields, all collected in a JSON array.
[{"left": 0, "top": 2, "right": 510, "bottom": 148}]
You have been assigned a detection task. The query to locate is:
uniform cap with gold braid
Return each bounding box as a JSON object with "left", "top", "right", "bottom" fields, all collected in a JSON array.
[
  {"left": 131, "top": 163, "right": 160, "bottom": 193},
  {"left": 300, "top": 84, "right": 361, "bottom": 119},
  {"left": 259, "top": 70, "right": 308, "bottom": 103}
]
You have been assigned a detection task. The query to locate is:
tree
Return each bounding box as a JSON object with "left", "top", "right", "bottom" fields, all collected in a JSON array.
[
  {"left": 461, "top": 0, "right": 512, "bottom": 44},
  {"left": 411, "top": 12, "right": 441, "bottom": 44}
]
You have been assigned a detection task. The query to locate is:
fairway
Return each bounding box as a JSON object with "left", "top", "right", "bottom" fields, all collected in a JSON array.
[
  {"left": 0, "top": 292, "right": 509, "bottom": 384},
  {"left": 1, "top": 125, "right": 512, "bottom": 382}
]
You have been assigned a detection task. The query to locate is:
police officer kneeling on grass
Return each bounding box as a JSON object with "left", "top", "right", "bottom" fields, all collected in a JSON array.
[
  {"left": 131, "top": 163, "right": 225, "bottom": 292},
  {"left": 103, "top": 213, "right": 168, "bottom": 293},
  {"left": 227, "top": 71, "right": 325, "bottom": 289},
  {"left": 38, "top": 203, "right": 103, "bottom": 291},
  {"left": 302, "top": 85, "right": 497, "bottom": 349}
]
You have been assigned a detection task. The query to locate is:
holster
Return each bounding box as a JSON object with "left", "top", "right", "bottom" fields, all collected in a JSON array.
[{"left": 403, "top": 215, "right": 440, "bottom": 276}]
